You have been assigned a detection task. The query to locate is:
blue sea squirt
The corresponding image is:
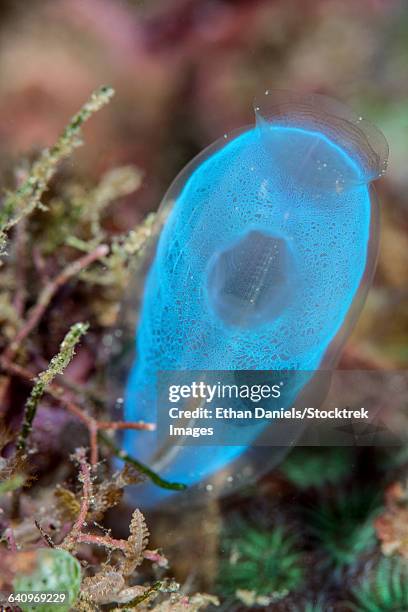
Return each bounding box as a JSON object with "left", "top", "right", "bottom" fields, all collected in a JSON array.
[{"left": 122, "top": 91, "right": 388, "bottom": 504}]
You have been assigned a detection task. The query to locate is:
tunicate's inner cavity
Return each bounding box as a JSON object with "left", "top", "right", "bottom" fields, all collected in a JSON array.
[{"left": 207, "top": 230, "right": 295, "bottom": 328}]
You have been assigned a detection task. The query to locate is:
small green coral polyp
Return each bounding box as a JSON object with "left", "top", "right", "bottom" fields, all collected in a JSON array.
[{"left": 217, "top": 522, "right": 303, "bottom": 599}]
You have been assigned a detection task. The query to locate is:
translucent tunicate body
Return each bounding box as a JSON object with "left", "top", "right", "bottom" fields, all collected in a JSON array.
[{"left": 122, "top": 91, "right": 388, "bottom": 507}]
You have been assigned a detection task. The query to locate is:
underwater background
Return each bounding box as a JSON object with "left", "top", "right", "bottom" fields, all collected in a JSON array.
[{"left": 0, "top": 1, "right": 407, "bottom": 610}]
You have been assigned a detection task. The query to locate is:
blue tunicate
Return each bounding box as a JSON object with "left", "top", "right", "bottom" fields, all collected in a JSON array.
[{"left": 122, "top": 91, "right": 388, "bottom": 506}]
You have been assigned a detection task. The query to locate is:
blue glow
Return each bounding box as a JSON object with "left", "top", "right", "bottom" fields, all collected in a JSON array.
[{"left": 123, "top": 124, "right": 371, "bottom": 496}]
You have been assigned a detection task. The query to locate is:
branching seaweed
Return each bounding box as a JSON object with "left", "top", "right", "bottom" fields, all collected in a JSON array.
[
  {"left": 0, "top": 86, "right": 114, "bottom": 256},
  {"left": 0, "top": 87, "right": 199, "bottom": 610},
  {"left": 16, "top": 322, "right": 88, "bottom": 453}
]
